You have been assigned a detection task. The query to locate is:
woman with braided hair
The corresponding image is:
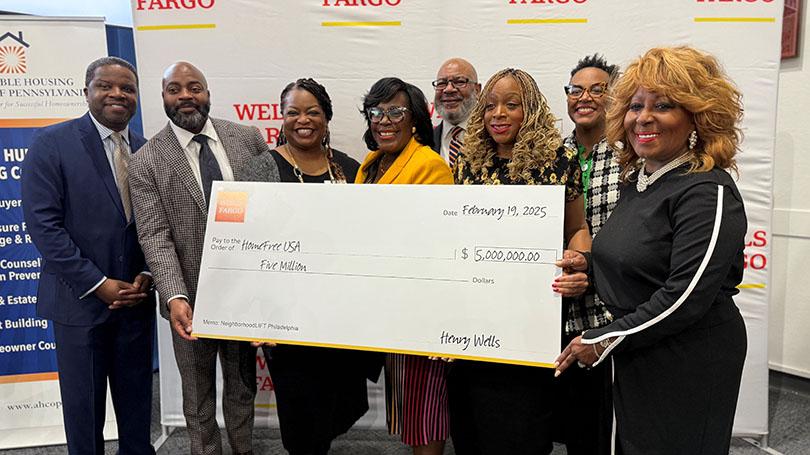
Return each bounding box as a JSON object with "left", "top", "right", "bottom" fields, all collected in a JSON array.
[
  {"left": 242, "top": 78, "right": 372, "bottom": 455},
  {"left": 448, "top": 68, "right": 591, "bottom": 454}
]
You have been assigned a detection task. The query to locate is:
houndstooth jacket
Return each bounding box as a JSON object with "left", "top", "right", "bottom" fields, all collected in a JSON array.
[
  {"left": 562, "top": 132, "right": 621, "bottom": 334},
  {"left": 129, "top": 118, "right": 277, "bottom": 319}
]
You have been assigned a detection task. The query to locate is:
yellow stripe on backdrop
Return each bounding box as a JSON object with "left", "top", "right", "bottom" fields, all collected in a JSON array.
[{"left": 694, "top": 17, "right": 776, "bottom": 23}]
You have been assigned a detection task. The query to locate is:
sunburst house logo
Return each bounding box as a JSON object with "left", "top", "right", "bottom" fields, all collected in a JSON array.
[
  {"left": 215, "top": 191, "right": 248, "bottom": 223},
  {"left": 0, "top": 31, "right": 29, "bottom": 74}
]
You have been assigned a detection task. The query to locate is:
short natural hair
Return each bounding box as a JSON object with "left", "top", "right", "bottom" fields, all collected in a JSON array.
[
  {"left": 570, "top": 53, "right": 619, "bottom": 80},
  {"left": 463, "top": 68, "right": 561, "bottom": 182},
  {"left": 361, "top": 77, "right": 434, "bottom": 151},
  {"left": 85, "top": 56, "right": 138, "bottom": 87},
  {"left": 606, "top": 46, "right": 743, "bottom": 180}
]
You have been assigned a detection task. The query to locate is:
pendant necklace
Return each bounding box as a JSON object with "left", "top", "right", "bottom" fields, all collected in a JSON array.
[
  {"left": 285, "top": 146, "right": 335, "bottom": 183},
  {"left": 636, "top": 153, "right": 692, "bottom": 192}
]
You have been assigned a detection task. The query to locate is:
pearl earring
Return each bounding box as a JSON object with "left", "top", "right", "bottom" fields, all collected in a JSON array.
[{"left": 688, "top": 130, "right": 698, "bottom": 150}]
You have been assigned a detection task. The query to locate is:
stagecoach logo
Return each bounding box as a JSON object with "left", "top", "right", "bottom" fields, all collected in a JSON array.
[
  {"left": 215, "top": 191, "right": 248, "bottom": 223},
  {"left": 0, "top": 31, "right": 29, "bottom": 74}
]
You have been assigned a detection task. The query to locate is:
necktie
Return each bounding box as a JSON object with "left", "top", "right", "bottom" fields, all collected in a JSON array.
[
  {"left": 110, "top": 132, "right": 131, "bottom": 221},
  {"left": 193, "top": 134, "right": 223, "bottom": 207},
  {"left": 448, "top": 126, "right": 464, "bottom": 167}
]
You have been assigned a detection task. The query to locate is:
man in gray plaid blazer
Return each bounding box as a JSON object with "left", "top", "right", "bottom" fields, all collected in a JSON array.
[{"left": 129, "top": 62, "right": 279, "bottom": 455}]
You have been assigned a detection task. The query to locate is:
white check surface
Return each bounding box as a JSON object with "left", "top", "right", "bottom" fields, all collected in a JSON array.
[{"left": 193, "top": 182, "right": 564, "bottom": 367}]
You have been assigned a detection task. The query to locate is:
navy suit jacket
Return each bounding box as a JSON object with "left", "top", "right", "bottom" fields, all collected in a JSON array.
[{"left": 22, "top": 113, "right": 153, "bottom": 326}]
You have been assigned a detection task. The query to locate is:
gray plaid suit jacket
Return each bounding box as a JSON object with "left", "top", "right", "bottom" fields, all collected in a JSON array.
[{"left": 130, "top": 118, "right": 278, "bottom": 319}]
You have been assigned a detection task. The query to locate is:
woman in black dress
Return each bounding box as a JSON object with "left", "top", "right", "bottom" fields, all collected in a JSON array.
[
  {"left": 555, "top": 46, "right": 748, "bottom": 455},
  {"left": 448, "top": 68, "right": 591, "bottom": 455},
  {"left": 243, "top": 78, "right": 371, "bottom": 455}
]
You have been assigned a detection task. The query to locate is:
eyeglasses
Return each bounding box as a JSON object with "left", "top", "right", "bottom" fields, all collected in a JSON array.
[
  {"left": 432, "top": 77, "right": 474, "bottom": 90},
  {"left": 564, "top": 82, "right": 608, "bottom": 99},
  {"left": 366, "top": 106, "right": 410, "bottom": 123}
]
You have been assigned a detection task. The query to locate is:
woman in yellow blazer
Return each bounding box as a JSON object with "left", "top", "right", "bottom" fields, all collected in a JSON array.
[
  {"left": 356, "top": 77, "right": 452, "bottom": 455},
  {"left": 356, "top": 78, "right": 452, "bottom": 185}
]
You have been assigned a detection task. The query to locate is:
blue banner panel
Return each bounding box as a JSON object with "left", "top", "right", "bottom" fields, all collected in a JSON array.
[{"left": 0, "top": 126, "right": 57, "bottom": 377}]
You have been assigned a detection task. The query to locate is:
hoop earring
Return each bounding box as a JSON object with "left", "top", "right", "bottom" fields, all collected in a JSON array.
[{"left": 688, "top": 130, "right": 698, "bottom": 150}]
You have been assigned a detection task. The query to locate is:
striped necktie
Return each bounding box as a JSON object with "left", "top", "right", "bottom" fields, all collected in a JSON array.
[
  {"left": 448, "top": 126, "right": 464, "bottom": 167},
  {"left": 110, "top": 132, "right": 131, "bottom": 221}
]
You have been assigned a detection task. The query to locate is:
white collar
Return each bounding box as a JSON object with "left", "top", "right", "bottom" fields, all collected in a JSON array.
[
  {"left": 88, "top": 112, "right": 130, "bottom": 145},
  {"left": 442, "top": 118, "right": 469, "bottom": 139},
  {"left": 169, "top": 117, "right": 219, "bottom": 149}
]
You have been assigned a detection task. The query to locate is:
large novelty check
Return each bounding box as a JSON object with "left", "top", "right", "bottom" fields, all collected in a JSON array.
[{"left": 193, "top": 182, "right": 564, "bottom": 367}]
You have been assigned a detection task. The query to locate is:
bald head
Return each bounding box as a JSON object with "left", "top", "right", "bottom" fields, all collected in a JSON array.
[
  {"left": 437, "top": 58, "right": 478, "bottom": 83},
  {"left": 434, "top": 58, "right": 481, "bottom": 125},
  {"left": 162, "top": 61, "right": 207, "bottom": 89},
  {"left": 161, "top": 61, "right": 211, "bottom": 133}
]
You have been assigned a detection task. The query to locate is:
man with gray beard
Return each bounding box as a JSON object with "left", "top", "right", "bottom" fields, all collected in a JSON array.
[
  {"left": 430, "top": 58, "right": 481, "bottom": 167},
  {"left": 129, "top": 61, "right": 278, "bottom": 455}
]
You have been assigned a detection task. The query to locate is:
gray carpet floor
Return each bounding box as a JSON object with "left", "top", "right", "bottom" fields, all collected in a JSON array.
[{"left": 3, "top": 370, "right": 808, "bottom": 454}]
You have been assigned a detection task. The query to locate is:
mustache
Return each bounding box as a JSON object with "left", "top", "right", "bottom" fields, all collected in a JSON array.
[{"left": 165, "top": 101, "right": 211, "bottom": 131}]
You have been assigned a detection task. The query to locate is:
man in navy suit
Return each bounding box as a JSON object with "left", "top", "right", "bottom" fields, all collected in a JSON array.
[{"left": 21, "top": 56, "right": 155, "bottom": 455}]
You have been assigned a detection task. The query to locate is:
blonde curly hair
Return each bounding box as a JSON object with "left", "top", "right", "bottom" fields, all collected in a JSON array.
[
  {"left": 462, "top": 68, "right": 562, "bottom": 182},
  {"left": 606, "top": 46, "right": 743, "bottom": 180}
]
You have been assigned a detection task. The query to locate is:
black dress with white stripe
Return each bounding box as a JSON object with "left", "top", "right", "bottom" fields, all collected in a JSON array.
[{"left": 582, "top": 165, "right": 748, "bottom": 455}]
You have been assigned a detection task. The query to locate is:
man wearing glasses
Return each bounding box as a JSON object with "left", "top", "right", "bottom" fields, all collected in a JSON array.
[
  {"left": 555, "top": 53, "right": 620, "bottom": 455},
  {"left": 430, "top": 58, "right": 481, "bottom": 167}
]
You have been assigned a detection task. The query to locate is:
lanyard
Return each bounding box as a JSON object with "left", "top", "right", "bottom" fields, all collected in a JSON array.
[{"left": 577, "top": 144, "right": 593, "bottom": 211}]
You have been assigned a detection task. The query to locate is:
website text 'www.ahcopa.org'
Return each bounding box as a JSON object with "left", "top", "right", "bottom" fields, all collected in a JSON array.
[{"left": 6, "top": 400, "right": 62, "bottom": 412}]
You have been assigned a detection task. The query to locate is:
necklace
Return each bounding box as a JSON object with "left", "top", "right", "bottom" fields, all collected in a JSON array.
[
  {"left": 577, "top": 144, "right": 594, "bottom": 211},
  {"left": 374, "top": 153, "right": 398, "bottom": 182},
  {"left": 284, "top": 145, "right": 335, "bottom": 183},
  {"left": 636, "top": 153, "right": 692, "bottom": 192}
]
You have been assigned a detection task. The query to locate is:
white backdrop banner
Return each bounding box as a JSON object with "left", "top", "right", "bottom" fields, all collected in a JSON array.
[
  {"left": 0, "top": 16, "right": 114, "bottom": 449},
  {"left": 133, "top": 0, "right": 780, "bottom": 437}
]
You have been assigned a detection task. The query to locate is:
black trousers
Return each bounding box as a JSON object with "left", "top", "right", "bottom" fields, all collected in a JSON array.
[{"left": 448, "top": 360, "right": 554, "bottom": 455}]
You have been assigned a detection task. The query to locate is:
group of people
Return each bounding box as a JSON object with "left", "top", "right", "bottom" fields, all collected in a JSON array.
[{"left": 21, "top": 45, "right": 749, "bottom": 455}]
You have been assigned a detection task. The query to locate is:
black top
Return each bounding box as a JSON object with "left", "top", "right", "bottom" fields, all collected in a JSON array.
[
  {"left": 454, "top": 145, "right": 583, "bottom": 202},
  {"left": 583, "top": 166, "right": 747, "bottom": 353},
  {"left": 270, "top": 148, "right": 360, "bottom": 184}
]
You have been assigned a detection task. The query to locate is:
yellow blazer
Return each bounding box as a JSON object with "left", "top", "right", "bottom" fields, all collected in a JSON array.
[{"left": 355, "top": 136, "right": 453, "bottom": 184}]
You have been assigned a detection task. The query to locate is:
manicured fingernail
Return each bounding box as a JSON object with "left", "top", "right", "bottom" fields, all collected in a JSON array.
[{"left": 554, "top": 370, "right": 561, "bottom": 378}]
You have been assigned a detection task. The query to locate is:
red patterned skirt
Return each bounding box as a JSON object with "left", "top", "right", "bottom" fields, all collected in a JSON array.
[{"left": 385, "top": 353, "right": 449, "bottom": 446}]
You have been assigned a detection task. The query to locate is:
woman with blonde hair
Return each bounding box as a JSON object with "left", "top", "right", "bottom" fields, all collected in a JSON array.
[
  {"left": 449, "top": 68, "right": 590, "bottom": 454},
  {"left": 555, "top": 46, "right": 748, "bottom": 455}
]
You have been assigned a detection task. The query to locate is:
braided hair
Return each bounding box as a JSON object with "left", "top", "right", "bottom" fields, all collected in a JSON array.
[
  {"left": 463, "top": 68, "right": 562, "bottom": 182},
  {"left": 278, "top": 78, "right": 347, "bottom": 182}
]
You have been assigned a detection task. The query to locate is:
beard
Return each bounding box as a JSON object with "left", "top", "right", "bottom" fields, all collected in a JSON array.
[
  {"left": 437, "top": 94, "right": 477, "bottom": 125},
  {"left": 165, "top": 101, "right": 211, "bottom": 132}
]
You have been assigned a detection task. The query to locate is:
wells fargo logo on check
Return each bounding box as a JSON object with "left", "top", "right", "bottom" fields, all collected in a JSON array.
[{"left": 214, "top": 191, "right": 248, "bottom": 223}]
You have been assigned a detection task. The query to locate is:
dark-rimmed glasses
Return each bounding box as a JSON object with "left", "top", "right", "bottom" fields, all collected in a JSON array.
[
  {"left": 366, "top": 106, "right": 410, "bottom": 123},
  {"left": 564, "top": 82, "right": 607, "bottom": 99},
  {"left": 432, "top": 77, "right": 473, "bottom": 91}
]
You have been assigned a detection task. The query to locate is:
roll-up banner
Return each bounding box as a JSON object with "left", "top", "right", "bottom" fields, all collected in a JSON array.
[
  {"left": 0, "top": 16, "right": 117, "bottom": 449},
  {"left": 133, "top": 0, "right": 778, "bottom": 438}
]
